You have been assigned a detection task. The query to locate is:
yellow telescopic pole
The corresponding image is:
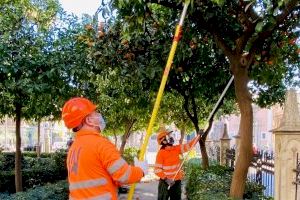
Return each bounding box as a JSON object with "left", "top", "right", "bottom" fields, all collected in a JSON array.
[{"left": 127, "top": 1, "right": 190, "bottom": 200}]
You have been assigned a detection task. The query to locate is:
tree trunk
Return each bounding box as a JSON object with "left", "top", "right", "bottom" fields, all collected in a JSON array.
[
  {"left": 183, "top": 96, "right": 210, "bottom": 169},
  {"left": 113, "top": 132, "right": 118, "bottom": 146},
  {"left": 36, "top": 120, "right": 41, "bottom": 158},
  {"left": 15, "top": 102, "right": 23, "bottom": 192},
  {"left": 119, "top": 135, "right": 127, "bottom": 155},
  {"left": 192, "top": 125, "right": 209, "bottom": 169},
  {"left": 199, "top": 138, "right": 209, "bottom": 169},
  {"left": 119, "top": 119, "right": 136, "bottom": 155},
  {"left": 179, "top": 126, "right": 185, "bottom": 145},
  {"left": 198, "top": 139, "right": 209, "bottom": 169},
  {"left": 199, "top": 118, "right": 214, "bottom": 170},
  {"left": 230, "top": 67, "right": 253, "bottom": 199},
  {"left": 190, "top": 120, "right": 210, "bottom": 170}
]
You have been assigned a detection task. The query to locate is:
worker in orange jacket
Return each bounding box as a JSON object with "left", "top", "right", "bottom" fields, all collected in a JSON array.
[
  {"left": 62, "top": 97, "right": 148, "bottom": 200},
  {"left": 154, "top": 128, "right": 199, "bottom": 200}
]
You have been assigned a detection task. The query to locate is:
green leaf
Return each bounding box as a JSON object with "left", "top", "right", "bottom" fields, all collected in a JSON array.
[{"left": 255, "top": 21, "right": 264, "bottom": 33}]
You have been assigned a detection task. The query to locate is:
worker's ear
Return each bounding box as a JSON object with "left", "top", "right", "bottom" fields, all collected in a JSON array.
[{"left": 84, "top": 114, "right": 96, "bottom": 127}]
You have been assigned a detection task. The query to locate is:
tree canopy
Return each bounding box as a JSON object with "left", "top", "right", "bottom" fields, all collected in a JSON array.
[
  {"left": 97, "top": 0, "right": 300, "bottom": 197},
  {"left": 0, "top": 0, "right": 100, "bottom": 191}
]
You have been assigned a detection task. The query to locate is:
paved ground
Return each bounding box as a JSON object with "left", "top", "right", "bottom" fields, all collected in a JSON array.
[
  {"left": 117, "top": 152, "right": 189, "bottom": 200},
  {"left": 118, "top": 181, "right": 158, "bottom": 200},
  {"left": 118, "top": 171, "right": 187, "bottom": 200}
]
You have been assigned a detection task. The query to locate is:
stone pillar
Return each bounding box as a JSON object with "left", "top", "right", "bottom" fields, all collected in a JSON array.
[
  {"left": 4, "top": 115, "right": 8, "bottom": 149},
  {"left": 205, "top": 139, "right": 213, "bottom": 149},
  {"left": 233, "top": 134, "right": 240, "bottom": 153},
  {"left": 205, "top": 139, "right": 212, "bottom": 159},
  {"left": 44, "top": 123, "right": 50, "bottom": 153},
  {"left": 272, "top": 90, "right": 300, "bottom": 200},
  {"left": 220, "top": 124, "right": 231, "bottom": 165}
]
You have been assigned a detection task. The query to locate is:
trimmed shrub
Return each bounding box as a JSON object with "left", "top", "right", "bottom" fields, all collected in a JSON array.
[
  {"left": 22, "top": 152, "right": 55, "bottom": 158},
  {"left": 0, "top": 150, "right": 67, "bottom": 193},
  {"left": 0, "top": 153, "right": 26, "bottom": 171},
  {"left": 0, "top": 152, "right": 62, "bottom": 171},
  {"left": 51, "top": 149, "right": 67, "bottom": 177},
  {"left": 0, "top": 180, "right": 68, "bottom": 200},
  {"left": 184, "top": 158, "right": 273, "bottom": 200},
  {"left": 0, "top": 170, "right": 15, "bottom": 193},
  {"left": 185, "top": 160, "right": 232, "bottom": 200},
  {"left": 0, "top": 168, "right": 67, "bottom": 193}
]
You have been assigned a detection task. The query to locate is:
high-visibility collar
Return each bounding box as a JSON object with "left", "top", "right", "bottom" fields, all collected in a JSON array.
[{"left": 75, "top": 129, "right": 100, "bottom": 138}]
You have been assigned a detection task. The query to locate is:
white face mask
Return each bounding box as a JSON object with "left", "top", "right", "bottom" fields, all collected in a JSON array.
[
  {"left": 98, "top": 114, "right": 106, "bottom": 132},
  {"left": 166, "top": 135, "right": 174, "bottom": 145},
  {"left": 88, "top": 114, "right": 106, "bottom": 132}
]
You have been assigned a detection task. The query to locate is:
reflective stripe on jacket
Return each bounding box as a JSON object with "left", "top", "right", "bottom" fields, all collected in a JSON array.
[
  {"left": 154, "top": 137, "right": 198, "bottom": 180},
  {"left": 67, "top": 130, "right": 144, "bottom": 200}
]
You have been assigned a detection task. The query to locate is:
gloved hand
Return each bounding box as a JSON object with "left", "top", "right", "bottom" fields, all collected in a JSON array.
[
  {"left": 165, "top": 178, "right": 175, "bottom": 187},
  {"left": 134, "top": 157, "right": 148, "bottom": 176}
]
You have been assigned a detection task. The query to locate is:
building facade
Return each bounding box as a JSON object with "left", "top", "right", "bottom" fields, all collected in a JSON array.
[{"left": 209, "top": 103, "right": 285, "bottom": 152}]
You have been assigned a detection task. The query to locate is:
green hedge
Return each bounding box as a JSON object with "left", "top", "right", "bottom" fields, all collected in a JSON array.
[
  {"left": 22, "top": 152, "right": 55, "bottom": 158},
  {"left": 0, "top": 168, "right": 67, "bottom": 193},
  {"left": 0, "top": 151, "right": 66, "bottom": 171},
  {"left": 0, "top": 150, "right": 67, "bottom": 193},
  {"left": 0, "top": 180, "right": 68, "bottom": 200},
  {"left": 185, "top": 158, "right": 273, "bottom": 200}
]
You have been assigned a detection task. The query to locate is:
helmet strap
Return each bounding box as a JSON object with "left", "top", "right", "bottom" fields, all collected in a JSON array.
[{"left": 72, "top": 124, "right": 83, "bottom": 132}]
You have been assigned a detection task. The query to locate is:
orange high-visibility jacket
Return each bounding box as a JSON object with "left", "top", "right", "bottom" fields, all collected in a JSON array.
[
  {"left": 67, "top": 130, "right": 143, "bottom": 200},
  {"left": 154, "top": 137, "right": 198, "bottom": 180}
]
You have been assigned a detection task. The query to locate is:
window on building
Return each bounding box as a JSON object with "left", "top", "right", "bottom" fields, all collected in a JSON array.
[{"left": 261, "top": 132, "right": 266, "bottom": 139}]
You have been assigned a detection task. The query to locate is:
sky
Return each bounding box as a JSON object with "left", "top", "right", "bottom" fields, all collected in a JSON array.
[{"left": 59, "top": 0, "right": 100, "bottom": 16}]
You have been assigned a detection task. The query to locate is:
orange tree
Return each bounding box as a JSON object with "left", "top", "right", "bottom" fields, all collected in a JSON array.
[
  {"left": 76, "top": 18, "right": 153, "bottom": 153},
  {"left": 93, "top": 68, "right": 151, "bottom": 154},
  {"left": 82, "top": 5, "right": 237, "bottom": 168},
  {"left": 88, "top": 6, "right": 234, "bottom": 163},
  {"left": 0, "top": 0, "right": 96, "bottom": 192},
  {"left": 98, "top": 0, "right": 299, "bottom": 198}
]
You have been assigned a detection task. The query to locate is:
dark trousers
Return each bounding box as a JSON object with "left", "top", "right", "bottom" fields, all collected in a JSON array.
[{"left": 158, "top": 179, "right": 181, "bottom": 200}]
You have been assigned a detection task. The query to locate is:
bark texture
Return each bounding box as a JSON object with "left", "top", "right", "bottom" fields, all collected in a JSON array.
[
  {"left": 119, "top": 119, "right": 136, "bottom": 155},
  {"left": 229, "top": 61, "right": 253, "bottom": 199},
  {"left": 15, "top": 102, "right": 23, "bottom": 192}
]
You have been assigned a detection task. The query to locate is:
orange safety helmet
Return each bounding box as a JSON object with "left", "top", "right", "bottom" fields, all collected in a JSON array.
[
  {"left": 157, "top": 128, "right": 173, "bottom": 144},
  {"left": 62, "top": 97, "right": 97, "bottom": 129}
]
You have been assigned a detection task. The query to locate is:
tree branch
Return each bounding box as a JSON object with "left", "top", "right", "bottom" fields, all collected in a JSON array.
[
  {"left": 235, "top": 27, "right": 255, "bottom": 54},
  {"left": 277, "top": 7, "right": 300, "bottom": 31},
  {"left": 250, "top": 0, "right": 299, "bottom": 54},
  {"left": 183, "top": 95, "right": 194, "bottom": 123},
  {"left": 146, "top": 0, "right": 182, "bottom": 9},
  {"left": 202, "top": 117, "right": 213, "bottom": 140},
  {"left": 238, "top": 0, "right": 261, "bottom": 23},
  {"left": 276, "top": 0, "right": 299, "bottom": 23},
  {"left": 191, "top": 92, "right": 198, "bottom": 126},
  {"left": 212, "top": 31, "right": 235, "bottom": 62},
  {"left": 235, "top": 6, "right": 257, "bottom": 54},
  {"left": 188, "top": 7, "right": 235, "bottom": 61}
]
